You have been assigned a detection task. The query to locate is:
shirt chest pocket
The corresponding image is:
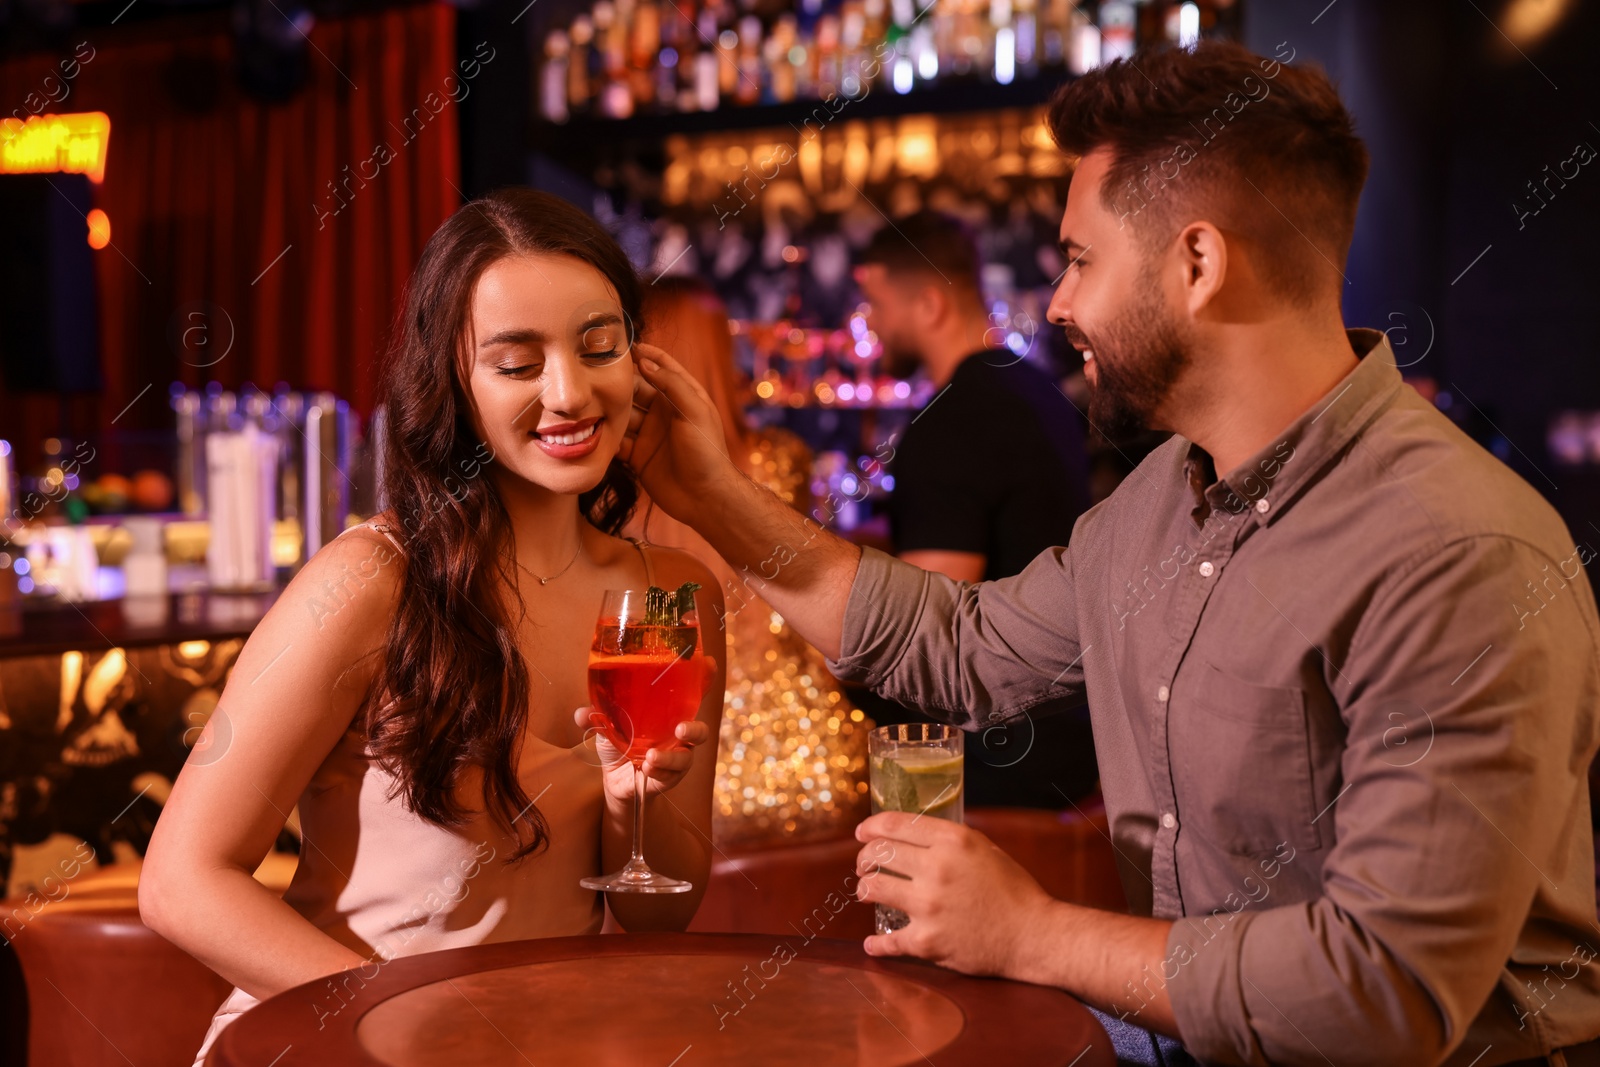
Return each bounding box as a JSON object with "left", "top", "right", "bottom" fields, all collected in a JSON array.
[{"left": 1172, "top": 662, "right": 1324, "bottom": 857}]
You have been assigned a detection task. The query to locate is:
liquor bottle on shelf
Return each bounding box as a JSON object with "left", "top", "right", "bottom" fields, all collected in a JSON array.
[
  {"left": 534, "top": 0, "right": 1244, "bottom": 120},
  {"left": 668, "top": 5, "right": 693, "bottom": 110},
  {"left": 628, "top": 0, "right": 661, "bottom": 108},
  {"left": 769, "top": 14, "right": 800, "bottom": 102},
  {"left": 655, "top": 44, "right": 678, "bottom": 111},
  {"left": 862, "top": 0, "right": 887, "bottom": 51},
  {"left": 990, "top": 0, "right": 1014, "bottom": 84},
  {"left": 911, "top": 19, "right": 936, "bottom": 82},
  {"left": 953, "top": 0, "right": 987, "bottom": 79},
  {"left": 790, "top": 16, "right": 816, "bottom": 99},
  {"left": 694, "top": 4, "right": 721, "bottom": 111},
  {"left": 1067, "top": 4, "right": 1099, "bottom": 75},
  {"left": 882, "top": 0, "right": 911, "bottom": 81},
  {"left": 1013, "top": 0, "right": 1038, "bottom": 79},
  {"left": 568, "top": 16, "right": 594, "bottom": 112},
  {"left": 711, "top": 0, "right": 740, "bottom": 102},
  {"left": 1174, "top": 2, "right": 1204, "bottom": 48},
  {"left": 614, "top": 0, "right": 637, "bottom": 54},
  {"left": 736, "top": 14, "right": 764, "bottom": 105},
  {"left": 840, "top": 1, "right": 867, "bottom": 97},
  {"left": 1099, "top": 0, "right": 1136, "bottom": 63},
  {"left": 796, "top": 0, "right": 825, "bottom": 36},
  {"left": 1040, "top": 0, "right": 1068, "bottom": 68},
  {"left": 593, "top": 2, "right": 633, "bottom": 118},
  {"left": 890, "top": 32, "right": 913, "bottom": 93},
  {"left": 542, "top": 29, "right": 571, "bottom": 123},
  {"left": 931, "top": 0, "right": 955, "bottom": 79},
  {"left": 611, "top": 0, "right": 635, "bottom": 104},
  {"left": 673, "top": 42, "right": 694, "bottom": 111},
  {"left": 814, "top": 13, "right": 841, "bottom": 100}
]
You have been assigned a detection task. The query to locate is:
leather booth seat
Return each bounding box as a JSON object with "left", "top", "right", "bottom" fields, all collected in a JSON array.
[
  {"left": 6, "top": 897, "right": 234, "bottom": 1066},
  {"left": 1, "top": 854, "right": 295, "bottom": 1067}
]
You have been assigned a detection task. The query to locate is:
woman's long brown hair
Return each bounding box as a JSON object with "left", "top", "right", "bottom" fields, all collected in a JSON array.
[
  {"left": 369, "top": 188, "right": 641, "bottom": 861},
  {"left": 639, "top": 276, "right": 748, "bottom": 451}
]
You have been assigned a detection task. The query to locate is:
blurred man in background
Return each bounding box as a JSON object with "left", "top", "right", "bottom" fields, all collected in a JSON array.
[{"left": 851, "top": 212, "right": 1099, "bottom": 808}]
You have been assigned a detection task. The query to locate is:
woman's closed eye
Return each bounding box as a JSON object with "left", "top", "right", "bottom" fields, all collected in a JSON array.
[
  {"left": 578, "top": 318, "right": 630, "bottom": 364},
  {"left": 495, "top": 350, "right": 622, "bottom": 377}
]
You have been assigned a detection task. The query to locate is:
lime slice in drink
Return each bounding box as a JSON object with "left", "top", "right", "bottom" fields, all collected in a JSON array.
[{"left": 871, "top": 752, "right": 963, "bottom": 819}]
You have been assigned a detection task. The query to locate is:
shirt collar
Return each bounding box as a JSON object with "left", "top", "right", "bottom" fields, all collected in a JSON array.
[{"left": 1182, "top": 328, "right": 1404, "bottom": 526}]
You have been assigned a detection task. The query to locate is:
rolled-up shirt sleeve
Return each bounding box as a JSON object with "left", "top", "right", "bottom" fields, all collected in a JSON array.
[
  {"left": 825, "top": 545, "right": 1087, "bottom": 729},
  {"left": 1167, "top": 534, "right": 1600, "bottom": 1066}
]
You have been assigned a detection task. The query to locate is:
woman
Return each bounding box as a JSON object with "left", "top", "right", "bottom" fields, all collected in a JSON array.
[
  {"left": 139, "top": 190, "right": 726, "bottom": 1063},
  {"left": 624, "top": 276, "right": 868, "bottom": 848}
]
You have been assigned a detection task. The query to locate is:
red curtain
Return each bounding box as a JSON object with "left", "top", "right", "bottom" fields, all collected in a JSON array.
[{"left": 0, "top": 2, "right": 461, "bottom": 474}]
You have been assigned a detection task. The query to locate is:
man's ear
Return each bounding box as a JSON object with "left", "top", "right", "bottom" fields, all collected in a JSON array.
[
  {"left": 1176, "top": 221, "right": 1228, "bottom": 316},
  {"left": 916, "top": 281, "right": 951, "bottom": 327}
]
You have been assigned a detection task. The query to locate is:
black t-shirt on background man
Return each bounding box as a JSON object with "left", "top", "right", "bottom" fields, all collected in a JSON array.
[
  {"left": 889, "top": 350, "right": 1092, "bottom": 579},
  {"left": 860, "top": 349, "right": 1100, "bottom": 809}
]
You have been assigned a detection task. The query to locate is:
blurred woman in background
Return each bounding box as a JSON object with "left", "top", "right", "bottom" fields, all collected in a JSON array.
[{"left": 626, "top": 276, "right": 870, "bottom": 848}]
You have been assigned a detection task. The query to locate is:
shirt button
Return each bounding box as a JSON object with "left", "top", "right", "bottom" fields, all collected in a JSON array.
[
  {"left": 1161, "top": 812, "right": 1177, "bottom": 830},
  {"left": 1198, "top": 561, "right": 1215, "bottom": 577},
  {"left": 1157, "top": 685, "right": 1170, "bottom": 702},
  {"left": 1255, "top": 498, "right": 1270, "bottom": 513}
]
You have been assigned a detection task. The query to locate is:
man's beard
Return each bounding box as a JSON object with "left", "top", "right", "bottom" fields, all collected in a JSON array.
[{"left": 1068, "top": 285, "right": 1189, "bottom": 444}]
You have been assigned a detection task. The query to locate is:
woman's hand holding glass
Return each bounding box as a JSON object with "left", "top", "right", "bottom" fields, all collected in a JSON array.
[{"left": 574, "top": 704, "right": 712, "bottom": 805}]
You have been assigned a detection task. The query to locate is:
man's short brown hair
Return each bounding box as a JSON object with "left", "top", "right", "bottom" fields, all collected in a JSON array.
[
  {"left": 856, "top": 211, "right": 985, "bottom": 302},
  {"left": 1047, "top": 40, "right": 1368, "bottom": 305}
]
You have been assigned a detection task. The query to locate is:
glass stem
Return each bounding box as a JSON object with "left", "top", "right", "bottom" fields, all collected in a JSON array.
[{"left": 631, "top": 760, "right": 648, "bottom": 867}]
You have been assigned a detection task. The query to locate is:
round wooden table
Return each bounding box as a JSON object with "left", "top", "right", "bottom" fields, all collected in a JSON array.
[{"left": 209, "top": 933, "right": 1114, "bottom": 1066}]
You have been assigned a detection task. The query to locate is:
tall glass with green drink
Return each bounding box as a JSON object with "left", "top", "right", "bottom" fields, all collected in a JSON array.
[{"left": 867, "top": 723, "right": 964, "bottom": 935}]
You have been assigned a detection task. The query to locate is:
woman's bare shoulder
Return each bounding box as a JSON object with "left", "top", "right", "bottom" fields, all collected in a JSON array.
[{"left": 279, "top": 520, "right": 405, "bottom": 641}]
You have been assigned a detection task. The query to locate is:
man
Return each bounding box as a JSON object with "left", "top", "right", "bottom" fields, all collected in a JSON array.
[
  {"left": 622, "top": 41, "right": 1600, "bottom": 1067},
  {"left": 852, "top": 211, "right": 1098, "bottom": 808},
  {"left": 854, "top": 211, "right": 1092, "bottom": 585}
]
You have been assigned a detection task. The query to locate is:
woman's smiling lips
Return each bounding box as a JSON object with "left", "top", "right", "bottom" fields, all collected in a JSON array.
[{"left": 531, "top": 416, "right": 603, "bottom": 459}]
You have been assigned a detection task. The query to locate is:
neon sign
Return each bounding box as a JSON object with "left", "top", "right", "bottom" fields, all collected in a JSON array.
[{"left": 0, "top": 112, "right": 110, "bottom": 183}]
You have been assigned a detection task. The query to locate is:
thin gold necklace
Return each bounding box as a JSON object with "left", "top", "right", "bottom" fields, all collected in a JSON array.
[{"left": 516, "top": 537, "right": 583, "bottom": 585}]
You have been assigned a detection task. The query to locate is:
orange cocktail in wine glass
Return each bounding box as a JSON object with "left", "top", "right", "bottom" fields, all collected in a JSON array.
[{"left": 580, "top": 583, "right": 706, "bottom": 894}]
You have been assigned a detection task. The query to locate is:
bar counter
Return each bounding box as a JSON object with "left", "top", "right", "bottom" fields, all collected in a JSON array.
[{"left": 0, "top": 587, "right": 283, "bottom": 658}]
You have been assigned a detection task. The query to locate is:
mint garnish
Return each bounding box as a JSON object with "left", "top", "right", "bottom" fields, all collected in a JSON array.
[{"left": 644, "top": 581, "right": 701, "bottom": 626}]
